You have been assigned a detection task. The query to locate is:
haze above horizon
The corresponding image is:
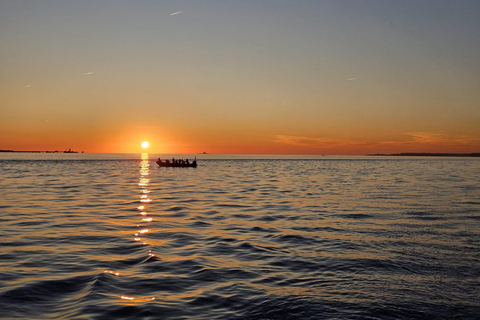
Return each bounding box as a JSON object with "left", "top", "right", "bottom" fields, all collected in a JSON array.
[{"left": 1, "top": 0, "right": 479, "bottom": 154}]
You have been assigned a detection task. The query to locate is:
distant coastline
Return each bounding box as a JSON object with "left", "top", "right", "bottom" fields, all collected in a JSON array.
[
  {"left": 368, "top": 153, "right": 480, "bottom": 157},
  {"left": 0, "top": 149, "right": 82, "bottom": 153}
]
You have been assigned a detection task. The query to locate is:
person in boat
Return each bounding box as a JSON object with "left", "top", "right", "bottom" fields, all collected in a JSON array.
[
  {"left": 172, "top": 158, "right": 175, "bottom": 164},
  {"left": 186, "top": 159, "right": 190, "bottom": 164}
]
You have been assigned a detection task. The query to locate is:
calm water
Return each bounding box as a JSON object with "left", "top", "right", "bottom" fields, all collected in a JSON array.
[{"left": 1, "top": 154, "right": 479, "bottom": 319}]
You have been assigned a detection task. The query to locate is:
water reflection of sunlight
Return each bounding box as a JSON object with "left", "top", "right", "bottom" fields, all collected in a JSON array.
[
  {"left": 138, "top": 178, "right": 149, "bottom": 187},
  {"left": 120, "top": 295, "right": 156, "bottom": 302},
  {"left": 122, "top": 153, "right": 157, "bottom": 302},
  {"left": 136, "top": 153, "right": 153, "bottom": 241}
]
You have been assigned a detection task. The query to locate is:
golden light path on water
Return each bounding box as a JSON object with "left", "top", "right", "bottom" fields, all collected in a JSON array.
[
  {"left": 138, "top": 152, "right": 152, "bottom": 245},
  {"left": 119, "top": 152, "right": 156, "bottom": 303}
]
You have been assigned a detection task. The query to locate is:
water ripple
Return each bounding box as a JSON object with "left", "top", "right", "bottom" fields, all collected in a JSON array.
[{"left": 1, "top": 157, "right": 479, "bottom": 319}]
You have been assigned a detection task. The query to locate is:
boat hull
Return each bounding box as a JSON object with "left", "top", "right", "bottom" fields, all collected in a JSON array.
[{"left": 156, "top": 160, "right": 197, "bottom": 168}]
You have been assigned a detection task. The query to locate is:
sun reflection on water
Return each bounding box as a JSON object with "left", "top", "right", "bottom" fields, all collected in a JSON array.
[
  {"left": 122, "top": 152, "right": 157, "bottom": 302},
  {"left": 136, "top": 153, "right": 153, "bottom": 241}
]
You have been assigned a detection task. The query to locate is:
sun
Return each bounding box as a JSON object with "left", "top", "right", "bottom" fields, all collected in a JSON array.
[{"left": 141, "top": 141, "right": 149, "bottom": 149}]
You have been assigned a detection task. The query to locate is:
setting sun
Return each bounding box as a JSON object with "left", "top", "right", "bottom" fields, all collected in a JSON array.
[{"left": 141, "top": 141, "right": 149, "bottom": 149}]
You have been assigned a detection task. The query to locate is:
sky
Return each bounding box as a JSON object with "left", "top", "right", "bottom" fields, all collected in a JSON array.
[{"left": 1, "top": 0, "right": 479, "bottom": 154}]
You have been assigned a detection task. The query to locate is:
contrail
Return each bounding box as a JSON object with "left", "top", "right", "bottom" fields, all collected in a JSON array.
[{"left": 170, "top": 11, "right": 183, "bottom": 16}]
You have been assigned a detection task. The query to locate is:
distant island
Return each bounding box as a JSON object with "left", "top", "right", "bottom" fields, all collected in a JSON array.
[
  {"left": 0, "top": 148, "right": 83, "bottom": 153},
  {"left": 368, "top": 153, "right": 480, "bottom": 157}
]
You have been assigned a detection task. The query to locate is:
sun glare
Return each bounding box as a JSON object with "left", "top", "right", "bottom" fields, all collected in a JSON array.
[{"left": 141, "top": 141, "right": 149, "bottom": 149}]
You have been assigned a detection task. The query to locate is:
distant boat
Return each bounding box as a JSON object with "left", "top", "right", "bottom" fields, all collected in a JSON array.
[{"left": 156, "top": 158, "right": 197, "bottom": 168}]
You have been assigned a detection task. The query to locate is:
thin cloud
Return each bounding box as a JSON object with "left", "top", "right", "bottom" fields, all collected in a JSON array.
[
  {"left": 364, "top": 132, "right": 480, "bottom": 152},
  {"left": 346, "top": 78, "right": 357, "bottom": 81},
  {"left": 273, "top": 132, "right": 480, "bottom": 151},
  {"left": 170, "top": 11, "right": 183, "bottom": 16},
  {"left": 83, "top": 72, "right": 94, "bottom": 75},
  {"left": 401, "top": 132, "right": 479, "bottom": 146},
  {"left": 273, "top": 135, "right": 364, "bottom": 148},
  {"left": 25, "top": 85, "right": 31, "bottom": 88}
]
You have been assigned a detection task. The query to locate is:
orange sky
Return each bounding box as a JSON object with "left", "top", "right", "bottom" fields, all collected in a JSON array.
[{"left": 1, "top": 1, "right": 479, "bottom": 154}]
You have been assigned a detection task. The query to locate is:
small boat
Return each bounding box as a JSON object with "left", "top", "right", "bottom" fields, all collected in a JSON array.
[{"left": 156, "top": 158, "right": 197, "bottom": 168}]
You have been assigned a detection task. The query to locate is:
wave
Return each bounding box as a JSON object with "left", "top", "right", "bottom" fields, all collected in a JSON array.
[{"left": 1, "top": 158, "right": 479, "bottom": 319}]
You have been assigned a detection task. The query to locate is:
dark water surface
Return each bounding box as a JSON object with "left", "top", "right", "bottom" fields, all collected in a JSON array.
[{"left": 1, "top": 155, "right": 479, "bottom": 319}]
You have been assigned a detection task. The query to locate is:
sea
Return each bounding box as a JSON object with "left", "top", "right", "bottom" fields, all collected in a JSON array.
[{"left": 0, "top": 153, "right": 479, "bottom": 320}]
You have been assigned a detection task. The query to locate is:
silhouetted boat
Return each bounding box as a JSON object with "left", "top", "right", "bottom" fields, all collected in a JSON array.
[{"left": 156, "top": 158, "right": 197, "bottom": 168}]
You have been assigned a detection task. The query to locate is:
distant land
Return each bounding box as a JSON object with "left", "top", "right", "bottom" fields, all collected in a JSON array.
[
  {"left": 368, "top": 153, "right": 480, "bottom": 157},
  {"left": 0, "top": 149, "right": 82, "bottom": 153}
]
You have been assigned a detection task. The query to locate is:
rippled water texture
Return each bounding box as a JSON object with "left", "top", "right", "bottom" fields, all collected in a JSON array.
[{"left": 1, "top": 155, "right": 479, "bottom": 319}]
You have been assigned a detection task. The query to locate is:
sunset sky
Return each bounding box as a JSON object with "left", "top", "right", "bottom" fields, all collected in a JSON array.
[{"left": 1, "top": 0, "right": 479, "bottom": 154}]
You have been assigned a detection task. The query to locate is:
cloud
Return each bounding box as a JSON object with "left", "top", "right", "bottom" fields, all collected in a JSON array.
[
  {"left": 345, "top": 78, "right": 357, "bottom": 81},
  {"left": 273, "top": 132, "right": 480, "bottom": 151},
  {"left": 273, "top": 135, "right": 364, "bottom": 148},
  {"left": 401, "top": 132, "right": 480, "bottom": 146},
  {"left": 25, "top": 85, "right": 31, "bottom": 88},
  {"left": 83, "top": 72, "right": 94, "bottom": 75},
  {"left": 170, "top": 11, "right": 183, "bottom": 16}
]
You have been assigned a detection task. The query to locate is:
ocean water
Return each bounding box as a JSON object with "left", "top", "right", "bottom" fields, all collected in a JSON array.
[{"left": 0, "top": 154, "right": 479, "bottom": 320}]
